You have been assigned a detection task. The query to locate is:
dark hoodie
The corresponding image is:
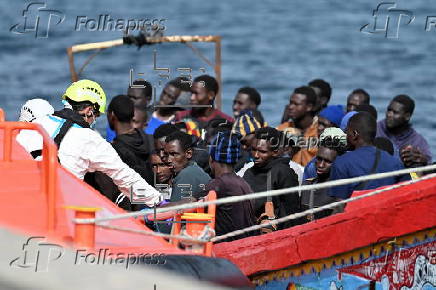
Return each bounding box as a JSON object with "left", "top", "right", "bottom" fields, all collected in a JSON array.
[
  {"left": 111, "top": 128, "right": 154, "bottom": 185},
  {"left": 243, "top": 157, "right": 300, "bottom": 229}
]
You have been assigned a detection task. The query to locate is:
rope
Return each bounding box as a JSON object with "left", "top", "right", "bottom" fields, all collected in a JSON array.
[
  {"left": 96, "top": 224, "right": 208, "bottom": 244},
  {"left": 210, "top": 172, "right": 436, "bottom": 242},
  {"left": 74, "top": 163, "right": 436, "bottom": 225}
]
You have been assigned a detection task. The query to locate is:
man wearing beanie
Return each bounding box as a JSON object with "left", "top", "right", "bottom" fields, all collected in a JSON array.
[
  {"left": 194, "top": 131, "right": 256, "bottom": 242},
  {"left": 303, "top": 106, "right": 346, "bottom": 181},
  {"left": 317, "top": 105, "right": 345, "bottom": 136},
  {"left": 232, "top": 110, "right": 263, "bottom": 172}
]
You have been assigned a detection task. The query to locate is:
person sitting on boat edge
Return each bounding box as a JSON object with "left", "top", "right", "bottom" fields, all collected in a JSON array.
[
  {"left": 106, "top": 79, "right": 153, "bottom": 142},
  {"left": 193, "top": 131, "right": 256, "bottom": 242},
  {"left": 377, "top": 94, "right": 432, "bottom": 168},
  {"left": 328, "top": 112, "right": 410, "bottom": 200},
  {"left": 175, "top": 74, "right": 234, "bottom": 139},
  {"left": 17, "top": 80, "right": 162, "bottom": 207},
  {"left": 301, "top": 134, "right": 347, "bottom": 222},
  {"left": 277, "top": 86, "right": 319, "bottom": 167},
  {"left": 145, "top": 77, "right": 192, "bottom": 135},
  {"left": 242, "top": 127, "right": 301, "bottom": 230}
]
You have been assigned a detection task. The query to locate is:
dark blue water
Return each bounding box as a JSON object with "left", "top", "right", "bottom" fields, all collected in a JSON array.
[{"left": 1, "top": 0, "right": 436, "bottom": 154}]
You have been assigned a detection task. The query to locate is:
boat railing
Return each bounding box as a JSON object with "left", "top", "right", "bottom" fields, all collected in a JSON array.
[
  {"left": 0, "top": 120, "right": 58, "bottom": 233},
  {"left": 143, "top": 191, "right": 217, "bottom": 256},
  {"left": 75, "top": 163, "right": 436, "bottom": 246}
]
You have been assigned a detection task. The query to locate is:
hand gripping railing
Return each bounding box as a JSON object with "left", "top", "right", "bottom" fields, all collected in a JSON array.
[
  {"left": 0, "top": 121, "right": 58, "bottom": 233},
  {"left": 144, "top": 191, "right": 217, "bottom": 256}
]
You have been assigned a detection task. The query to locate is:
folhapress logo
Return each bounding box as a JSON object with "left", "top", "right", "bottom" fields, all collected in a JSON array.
[
  {"left": 10, "top": 2, "right": 65, "bottom": 38},
  {"left": 360, "top": 2, "right": 414, "bottom": 39},
  {"left": 9, "top": 237, "right": 64, "bottom": 272}
]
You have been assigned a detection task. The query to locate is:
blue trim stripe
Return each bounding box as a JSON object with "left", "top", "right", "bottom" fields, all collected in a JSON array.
[
  {"left": 47, "top": 115, "right": 84, "bottom": 138},
  {"left": 48, "top": 116, "right": 66, "bottom": 138}
]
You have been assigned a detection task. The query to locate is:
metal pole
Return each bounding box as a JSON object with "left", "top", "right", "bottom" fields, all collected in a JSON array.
[
  {"left": 67, "top": 47, "right": 78, "bottom": 82},
  {"left": 214, "top": 36, "right": 222, "bottom": 110}
]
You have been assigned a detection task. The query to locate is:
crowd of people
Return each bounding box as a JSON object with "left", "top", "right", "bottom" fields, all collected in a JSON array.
[{"left": 15, "top": 75, "right": 433, "bottom": 242}]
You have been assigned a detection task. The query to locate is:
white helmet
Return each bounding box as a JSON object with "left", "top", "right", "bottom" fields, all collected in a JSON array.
[{"left": 19, "top": 98, "right": 54, "bottom": 122}]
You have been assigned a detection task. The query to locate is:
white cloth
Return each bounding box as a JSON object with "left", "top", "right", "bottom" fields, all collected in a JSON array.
[
  {"left": 288, "top": 160, "right": 304, "bottom": 185},
  {"left": 16, "top": 114, "right": 161, "bottom": 207},
  {"left": 236, "top": 161, "right": 254, "bottom": 178}
]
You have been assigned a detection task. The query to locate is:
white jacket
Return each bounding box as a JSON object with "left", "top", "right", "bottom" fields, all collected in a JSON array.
[{"left": 17, "top": 115, "right": 161, "bottom": 207}]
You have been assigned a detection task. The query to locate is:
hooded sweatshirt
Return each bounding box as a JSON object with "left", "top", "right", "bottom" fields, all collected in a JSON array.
[
  {"left": 243, "top": 157, "right": 301, "bottom": 229},
  {"left": 377, "top": 119, "right": 432, "bottom": 163},
  {"left": 111, "top": 128, "right": 155, "bottom": 185}
]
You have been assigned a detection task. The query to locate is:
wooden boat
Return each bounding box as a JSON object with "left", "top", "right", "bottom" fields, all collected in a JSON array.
[{"left": 1, "top": 34, "right": 435, "bottom": 289}]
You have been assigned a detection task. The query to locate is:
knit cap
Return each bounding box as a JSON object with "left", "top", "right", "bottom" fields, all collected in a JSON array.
[{"left": 209, "top": 131, "right": 242, "bottom": 164}]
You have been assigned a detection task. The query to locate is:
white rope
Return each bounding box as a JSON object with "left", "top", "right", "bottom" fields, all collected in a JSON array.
[
  {"left": 210, "top": 172, "right": 436, "bottom": 242},
  {"left": 75, "top": 163, "right": 436, "bottom": 224},
  {"left": 96, "top": 224, "right": 208, "bottom": 244}
]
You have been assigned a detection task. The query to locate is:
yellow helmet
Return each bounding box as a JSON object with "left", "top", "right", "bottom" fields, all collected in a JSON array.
[{"left": 62, "top": 79, "right": 106, "bottom": 114}]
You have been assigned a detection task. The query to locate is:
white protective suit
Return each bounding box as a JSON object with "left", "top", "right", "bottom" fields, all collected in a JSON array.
[{"left": 17, "top": 114, "right": 161, "bottom": 207}]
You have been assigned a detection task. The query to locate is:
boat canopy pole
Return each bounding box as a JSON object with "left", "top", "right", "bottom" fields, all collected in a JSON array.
[{"left": 66, "top": 35, "right": 222, "bottom": 109}]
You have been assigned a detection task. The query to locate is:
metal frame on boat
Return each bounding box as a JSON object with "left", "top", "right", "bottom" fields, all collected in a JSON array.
[{"left": 66, "top": 35, "right": 223, "bottom": 109}]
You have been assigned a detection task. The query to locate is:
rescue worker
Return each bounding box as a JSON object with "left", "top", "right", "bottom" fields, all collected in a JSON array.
[{"left": 17, "top": 80, "right": 161, "bottom": 206}]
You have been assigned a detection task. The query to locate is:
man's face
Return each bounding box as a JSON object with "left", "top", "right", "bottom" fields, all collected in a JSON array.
[
  {"left": 107, "top": 111, "right": 115, "bottom": 131},
  {"left": 233, "top": 93, "right": 255, "bottom": 118},
  {"left": 163, "top": 140, "right": 192, "bottom": 174},
  {"left": 154, "top": 137, "right": 167, "bottom": 160},
  {"left": 128, "top": 87, "right": 150, "bottom": 108},
  {"left": 251, "top": 138, "right": 277, "bottom": 168},
  {"left": 310, "top": 86, "right": 323, "bottom": 112},
  {"left": 315, "top": 146, "right": 337, "bottom": 177},
  {"left": 288, "top": 93, "right": 312, "bottom": 121},
  {"left": 208, "top": 156, "right": 216, "bottom": 177},
  {"left": 240, "top": 133, "right": 255, "bottom": 152},
  {"left": 386, "top": 101, "right": 410, "bottom": 129},
  {"left": 159, "top": 84, "right": 181, "bottom": 106},
  {"left": 345, "top": 123, "right": 358, "bottom": 150},
  {"left": 317, "top": 116, "right": 334, "bottom": 136},
  {"left": 190, "top": 81, "right": 213, "bottom": 106},
  {"left": 346, "top": 94, "right": 365, "bottom": 112},
  {"left": 132, "top": 108, "right": 148, "bottom": 130},
  {"left": 151, "top": 154, "right": 172, "bottom": 184}
]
